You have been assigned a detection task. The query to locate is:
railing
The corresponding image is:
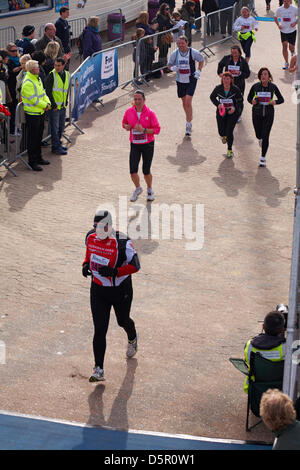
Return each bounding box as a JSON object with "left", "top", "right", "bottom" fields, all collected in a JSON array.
[{"left": 0, "top": 26, "right": 16, "bottom": 49}]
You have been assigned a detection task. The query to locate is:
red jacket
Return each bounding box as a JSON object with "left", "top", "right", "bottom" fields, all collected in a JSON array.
[{"left": 122, "top": 104, "right": 160, "bottom": 144}]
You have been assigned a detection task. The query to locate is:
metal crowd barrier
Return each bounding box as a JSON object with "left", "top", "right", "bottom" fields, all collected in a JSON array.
[
  {"left": 0, "top": 26, "right": 16, "bottom": 49},
  {"left": 0, "top": 114, "right": 16, "bottom": 176}
]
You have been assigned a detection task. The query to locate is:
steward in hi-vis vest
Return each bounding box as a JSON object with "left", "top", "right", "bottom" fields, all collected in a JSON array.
[
  {"left": 45, "top": 57, "right": 70, "bottom": 155},
  {"left": 21, "top": 60, "right": 51, "bottom": 171}
]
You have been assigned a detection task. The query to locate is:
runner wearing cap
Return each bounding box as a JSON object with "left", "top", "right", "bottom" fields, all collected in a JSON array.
[{"left": 82, "top": 210, "right": 141, "bottom": 382}]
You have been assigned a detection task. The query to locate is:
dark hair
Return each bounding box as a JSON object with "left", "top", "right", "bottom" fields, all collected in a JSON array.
[
  {"left": 94, "top": 210, "right": 112, "bottom": 226},
  {"left": 0, "top": 49, "right": 9, "bottom": 59},
  {"left": 258, "top": 67, "right": 273, "bottom": 82},
  {"left": 134, "top": 89, "right": 145, "bottom": 99},
  {"left": 221, "top": 71, "right": 234, "bottom": 84},
  {"left": 60, "top": 6, "right": 69, "bottom": 14},
  {"left": 231, "top": 45, "right": 242, "bottom": 56},
  {"left": 32, "top": 50, "right": 46, "bottom": 65},
  {"left": 159, "top": 2, "right": 171, "bottom": 15},
  {"left": 55, "top": 57, "right": 66, "bottom": 65},
  {"left": 264, "top": 311, "right": 285, "bottom": 336}
]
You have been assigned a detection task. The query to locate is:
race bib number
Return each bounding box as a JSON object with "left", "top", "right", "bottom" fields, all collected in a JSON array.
[
  {"left": 132, "top": 129, "right": 147, "bottom": 144},
  {"left": 90, "top": 253, "right": 110, "bottom": 272},
  {"left": 220, "top": 98, "right": 233, "bottom": 108},
  {"left": 283, "top": 17, "right": 291, "bottom": 22},
  {"left": 257, "top": 91, "right": 271, "bottom": 104},
  {"left": 228, "top": 65, "right": 240, "bottom": 76},
  {"left": 242, "top": 24, "right": 250, "bottom": 29}
]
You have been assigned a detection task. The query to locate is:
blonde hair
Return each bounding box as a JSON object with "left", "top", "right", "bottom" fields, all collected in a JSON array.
[
  {"left": 260, "top": 389, "right": 296, "bottom": 432},
  {"left": 25, "top": 60, "right": 39, "bottom": 72},
  {"left": 20, "top": 54, "right": 31, "bottom": 64},
  {"left": 133, "top": 28, "right": 145, "bottom": 40},
  {"left": 136, "top": 11, "right": 149, "bottom": 25},
  {"left": 87, "top": 16, "right": 100, "bottom": 29},
  {"left": 44, "top": 41, "right": 60, "bottom": 59},
  {"left": 6, "top": 42, "right": 20, "bottom": 57}
]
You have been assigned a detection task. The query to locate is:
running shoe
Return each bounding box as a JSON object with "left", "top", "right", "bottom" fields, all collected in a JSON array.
[
  {"left": 130, "top": 186, "right": 143, "bottom": 202},
  {"left": 185, "top": 122, "right": 192, "bottom": 136},
  {"left": 282, "top": 62, "right": 289, "bottom": 70},
  {"left": 221, "top": 136, "right": 227, "bottom": 144},
  {"left": 227, "top": 150, "right": 233, "bottom": 158},
  {"left": 259, "top": 157, "right": 266, "bottom": 167},
  {"left": 89, "top": 366, "right": 105, "bottom": 382},
  {"left": 127, "top": 336, "right": 138, "bottom": 358},
  {"left": 147, "top": 188, "right": 155, "bottom": 201}
]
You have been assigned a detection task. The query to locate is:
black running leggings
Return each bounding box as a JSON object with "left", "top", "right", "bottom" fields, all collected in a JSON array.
[
  {"left": 90, "top": 277, "right": 136, "bottom": 369},
  {"left": 216, "top": 111, "right": 239, "bottom": 150},
  {"left": 252, "top": 109, "right": 274, "bottom": 157}
]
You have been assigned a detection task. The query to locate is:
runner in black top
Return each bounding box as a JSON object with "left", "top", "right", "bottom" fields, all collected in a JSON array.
[
  {"left": 247, "top": 67, "right": 284, "bottom": 167},
  {"left": 210, "top": 71, "right": 243, "bottom": 158}
]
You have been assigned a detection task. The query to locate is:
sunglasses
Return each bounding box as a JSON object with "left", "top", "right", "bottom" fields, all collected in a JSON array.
[{"left": 9, "top": 49, "right": 18, "bottom": 52}]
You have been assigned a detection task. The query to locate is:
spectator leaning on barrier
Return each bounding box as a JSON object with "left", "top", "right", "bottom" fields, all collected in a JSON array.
[
  {"left": 155, "top": 3, "right": 175, "bottom": 69},
  {"left": 21, "top": 59, "right": 51, "bottom": 172},
  {"left": 178, "top": 1, "right": 196, "bottom": 46},
  {"left": 202, "top": 0, "right": 219, "bottom": 36},
  {"left": 16, "top": 25, "right": 36, "bottom": 57},
  {"left": 260, "top": 389, "right": 300, "bottom": 450},
  {"left": 45, "top": 57, "right": 70, "bottom": 156},
  {"left": 82, "top": 16, "right": 102, "bottom": 60},
  {"left": 136, "top": 10, "right": 158, "bottom": 37}
]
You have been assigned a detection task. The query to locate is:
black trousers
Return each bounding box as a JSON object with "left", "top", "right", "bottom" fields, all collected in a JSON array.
[
  {"left": 220, "top": 9, "right": 233, "bottom": 35},
  {"left": 216, "top": 111, "right": 239, "bottom": 150},
  {"left": 90, "top": 277, "right": 136, "bottom": 369},
  {"left": 252, "top": 109, "right": 274, "bottom": 157},
  {"left": 25, "top": 112, "right": 45, "bottom": 167}
]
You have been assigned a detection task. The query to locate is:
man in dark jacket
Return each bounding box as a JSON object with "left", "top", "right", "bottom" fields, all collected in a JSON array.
[
  {"left": 55, "top": 7, "right": 72, "bottom": 56},
  {"left": 218, "top": 0, "right": 236, "bottom": 37},
  {"left": 16, "top": 25, "right": 36, "bottom": 56}
]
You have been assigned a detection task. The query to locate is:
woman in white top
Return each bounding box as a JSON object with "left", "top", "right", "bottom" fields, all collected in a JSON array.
[
  {"left": 233, "top": 7, "right": 258, "bottom": 63},
  {"left": 274, "top": 0, "right": 298, "bottom": 70}
]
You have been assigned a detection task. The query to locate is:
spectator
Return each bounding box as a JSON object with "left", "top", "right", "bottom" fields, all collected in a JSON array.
[
  {"left": 133, "top": 28, "right": 156, "bottom": 83},
  {"left": 21, "top": 59, "right": 51, "bottom": 171},
  {"left": 218, "top": 0, "right": 236, "bottom": 38},
  {"left": 179, "top": 1, "right": 196, "bottom": 46},
  {"left": 16, "top": 54, "right": 31, "bottom": 100},
  {"left": 193, "top": 0, "right": 202, "bottom": 32},
  {"left": 45, "top": 57, "right": 70, "bottom": 156},
  {"left": 0, "top": 50, "right": 12, "bottom": 108},
  {"left": 55, "top": 7, "right": 72, "bottom": 55},
  {"left": 260, "top": 389, "right": 300, "bottom": 450},
  {"left": 35, "top": 23, "right": 65, "bottom": 59},
  {"left": 6, "top": 42, "right": 22, "bottom": 136},
  {"left": 202, "top": 0, "right": 219, "bottom": 35},
  {"left": 55, "top": 6, "right": 72, "bottom": 69},
  {"left": 82, "top": 16, "right": 102, "bottom": 60},
  {"left": 136, "top": 10, "right": 158, "bottom": 37},
  {"left": 159, "top": 0, "right": 176, "bottom": 13},
  {"left": 156, "top": 2, "right": 175, "bottom": 68},
  {"left": 43, "top": 41, "right": 60, "bottom": 76},
  {"left": 31, "top": 50, "right": 47, "bottom": 86},
  {"left": 15, "top": 25, "right": 36, "bottom": 56},
  {"left": 243, "top": 310, "right": 286, "bottom": 392}
]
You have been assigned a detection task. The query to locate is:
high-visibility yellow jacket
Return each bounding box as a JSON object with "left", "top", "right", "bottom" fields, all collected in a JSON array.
[
  {"left": 49, "top": 69, "right": 70, "bottom": 109},
  {"left": 21, "top": 71, "right": 50, "bottom": 115}
]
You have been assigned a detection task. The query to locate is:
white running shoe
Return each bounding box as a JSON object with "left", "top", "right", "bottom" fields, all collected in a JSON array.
[
  {"left": 126, "top": 336, "right": 138, "bottom": 358},
  {"left": 259, "top": 156, "right": 266, "bottom": 167},
  {"left": 130, "top": 186, "right": 143, "bottom": 202},
  {"left": 89, "top": 366, "right": 105, "bottom": 382},
  {"left": 147, "top": 188, "right": 155, "bottom": 201},
  {"left": 185, "top": 122, "right": 192, "bottom": 136},
  {"left": 282, "top": 62, "right": 289, "bottom": 70}
]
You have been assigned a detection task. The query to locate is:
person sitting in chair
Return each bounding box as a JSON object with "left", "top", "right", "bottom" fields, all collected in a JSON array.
[{"left": 243, "top": 310, "right": 286, "bottom": 393}]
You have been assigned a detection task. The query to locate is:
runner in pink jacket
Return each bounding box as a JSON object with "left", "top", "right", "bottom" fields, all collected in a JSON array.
[{"left": 122, "top": 90, "right": 160, "bottom": 202}]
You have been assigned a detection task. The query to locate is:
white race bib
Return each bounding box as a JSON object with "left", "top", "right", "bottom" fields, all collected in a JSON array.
[
  {"left": 228, "top": 65, "right": 240, "bottom": 76},
  {"left": 220, "top": 98, "right": 233, "bottom": 108},
  {"left": 132, "top": 129, "right": 147, "bottom": 144},
  {"left": 257, "top": 91, "right": 271, "bottom": 105},
  {"left": 90, "top": 253, "right": 110, "bottom": 273}
]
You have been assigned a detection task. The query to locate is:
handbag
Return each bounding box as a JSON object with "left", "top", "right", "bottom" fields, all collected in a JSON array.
[{"left": 161, "top": 31, "right": 173, "bottom": 45}]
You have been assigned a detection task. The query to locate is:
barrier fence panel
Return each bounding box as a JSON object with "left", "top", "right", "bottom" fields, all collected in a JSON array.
[
  {"left": 0, "top": 26, "right": 16, "bottom": 49},
  {"left": 203, "top": 5, "right": 237, "bottom": 55}
]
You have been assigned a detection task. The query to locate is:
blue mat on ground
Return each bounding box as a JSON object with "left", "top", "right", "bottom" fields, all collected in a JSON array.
[
  {"left": 255, "top": 17, "right": 275, "bottom": 21},
  {"left": 0, "top": 412, "right": 272, "bottom": 450}
]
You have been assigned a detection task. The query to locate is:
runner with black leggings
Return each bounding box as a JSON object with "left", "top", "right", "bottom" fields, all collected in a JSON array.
[
  {"left": 210, "top": 71, "right": 243, "bottom": 158},
  {"left": 82, "top": 210, "right": 140, "bottom": 382},
  {"left": 247, "top": 67, "right": 284, "bottom": 167}
]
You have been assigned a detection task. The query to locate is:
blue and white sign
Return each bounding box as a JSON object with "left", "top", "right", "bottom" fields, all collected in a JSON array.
[{"left": 71, "top": 49, "right": 118, "bottom": 122}]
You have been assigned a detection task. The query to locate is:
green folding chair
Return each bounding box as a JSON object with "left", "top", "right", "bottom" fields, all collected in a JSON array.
[{"left": 230, "top": 352, "right": 284, "bottom": 431}]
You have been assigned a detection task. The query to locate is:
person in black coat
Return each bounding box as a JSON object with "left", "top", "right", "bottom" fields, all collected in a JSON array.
[
  {"left": 155, "top": 3, "right": 174, "bottom": 68},
  {"left": 159, "top": 0, "right": 175, "bottom": 13},
  {"left": 210, "top": 71, "right": 243, "bottom": 158},
  {"left": 202, "top": 0, "right": 219, "bottom": 35},
  {"left": 217, "top": 45, "right": 250, "bottom": 119}
]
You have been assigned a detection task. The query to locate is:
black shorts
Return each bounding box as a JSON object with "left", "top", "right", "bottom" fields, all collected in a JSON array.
[
  {"left": 129, "top": 141, "right": 154, "bottom": 175},
  {"left": 177, "top": 78, "right": 197, "bottom": 98},
  {"left": 280, "top": 30, "right": 297, "bottom": 45}
]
